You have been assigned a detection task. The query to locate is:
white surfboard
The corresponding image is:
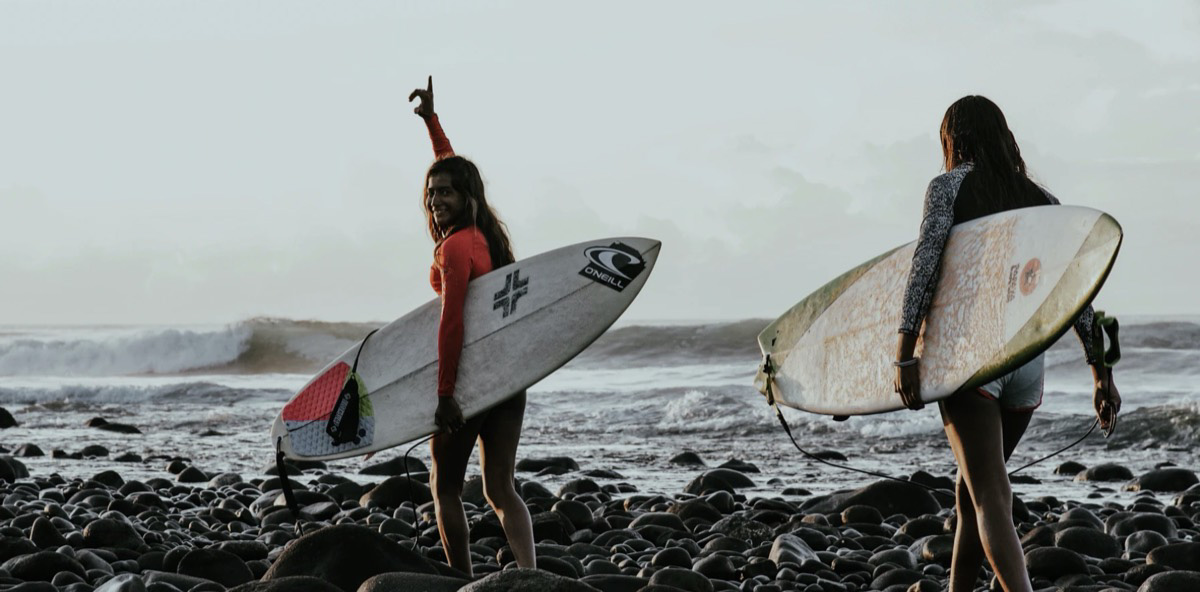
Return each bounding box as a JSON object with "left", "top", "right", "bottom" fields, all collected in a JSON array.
[
  {"left": 756, "top": 206, "right": 1121, "bottom": 416},
  {"left": 273, "top": 237, "right": 661, "bottom": 460}
]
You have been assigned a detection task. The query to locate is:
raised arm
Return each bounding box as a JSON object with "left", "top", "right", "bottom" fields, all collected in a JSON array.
[{"left": 410, "top": 75, "right": 455, "bottom": 159}]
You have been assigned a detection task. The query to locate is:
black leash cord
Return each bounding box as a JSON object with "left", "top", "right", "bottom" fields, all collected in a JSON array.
[
  {"left": 403, "top": 434, "right": 436, "bottom": 511},
  {"left": 770, "top": 405, "right": 953, "bottom": 500},
  {"left": 1007, "top": 418, "right": 1098, "bottom": 476},
  {"left": 772, "top": 406, "right": 1101, "bottom": 500},
  {"left": 761, "top": 355, "right": 1102, "bottom": 500},
  {"left": 274, "top": 436, "right": 302, "bottom": 515}
]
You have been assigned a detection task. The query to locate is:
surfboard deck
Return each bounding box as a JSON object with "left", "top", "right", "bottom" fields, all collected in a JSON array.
[
  {"left": 272, "top": 237, "right": 661, "bottom": 460},
  {"left": 756, "top": 205, "right": 1121, "bottom": 416}
]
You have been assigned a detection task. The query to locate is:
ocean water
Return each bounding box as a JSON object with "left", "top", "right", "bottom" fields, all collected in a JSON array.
[{"left": 2, "top": 317, "right": 1198, "bottom": 505}]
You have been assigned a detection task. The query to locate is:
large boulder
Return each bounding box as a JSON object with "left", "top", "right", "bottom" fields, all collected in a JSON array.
[
  {"left": 143, "top": 569, "right": 222, "bottom": 591},
  {"left": 0, "top": 455, "right": 30, "bottom": 481},
  {"left": 579, "top": 575, "right": 649, "bottom": 592},
  {"left": 261, "top": 524, "right": 445, "bottom": 592},
  {"left": 1055, "top": 526, "right": 1120, "bottom": 559},
  {"left": 359, "top": 476, "right": 433, "bottom": 508},
  {"left": 82, "top": 518, "right": 144, "bottom": 550},
  {"left": 1111, "top": 513, "right": 1178, "bottom": 538},
  {"left": 1054, "top": 461, "right": 1086, "bottom": 475},
  {"left": 358, "top": 456, "right": 427, "bottom": 476},
  {"left": 1126, "top": 469, "right": 1200, "bottom": 493},
  {"left": 1075, "top": 463, "right": 1134, "bottom": 482},
  {"left": 708, "top": 514, "right": 774, "bottom": 545},
  {"left": 458, "top": 568, "right": 601, "bottom": 591},
  {"left": 1, "top": 551, "right": 88, "bottom": 581},
  {"left": 669, "top": 452, "right": 706, "bottom": 466},
  {"left": 1127, "top": 530, "right": 1170, "bottom": 555},
  {"left": 177, "top": 548, "right": 255, "bottom": 587},
  {"left": 768, "top": 533, "right": 818, "bottom": 566},
  {"left": 228, "top": 577, "right": 342, "bottom": 592},
  {"left": 357, "top": 572, "right": 470, "bottom": 592},
  {"left": 516, "top": 457, "right": 580, "bottom": 472},
  {"left": 667, "top": 498, "right": 723, "bottom": 523},
  {"left": 648, "top": 567, "right": 714, "bottom": 592},
  {"left": 94, "top": 574, "right": 147, "bottom": 592},
  {"left": 0, "top": 537, "right": 38, "bottom": 562},
  {"left": 909, "top": 534, "right": 954, "bottom": 567},
  {"left": 629, "top": 512, "right": 687, "bottom": 532},
  {"left": 1024, "top": 546, "right": 1088, "bottom": 580},
  {"left": 29, "top": 516, "right": 68, "bottom": 548},
  {"left": 532, "top": 510, "right": 576, "bottom": 545},
  {"left": 1137, "top": 571, "right": 1200, "bottom": 592},
  {"left": 799, "top": 479, "right": 940, "bottom": 518},
  {"left": 683, "top": 469, "right": 755, "bottom": 495},
  {"left": 1147, "top": 542, "right": 1200, "bottom": 571}
]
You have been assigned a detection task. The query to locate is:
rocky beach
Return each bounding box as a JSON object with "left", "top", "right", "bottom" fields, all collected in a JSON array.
[
  {"left": 1, "top": 445, "right": 1199, "bottom": 592},
  {"left": 2, "top": 317, "right": 1199, "bottom": 591}
]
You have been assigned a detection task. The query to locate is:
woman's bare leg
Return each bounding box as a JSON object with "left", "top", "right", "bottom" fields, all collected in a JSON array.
[
  {"left": 430, "top": 413, "right": 484, "bottom": 576},
  {"left": 940, "top": 392, "right": 1033, "bottom": 592},
  {"left": 944, "top": 403, "right": 1034, "bottom": 592},
  {"left": 478, "top": 391, "right": 535, "bottom": 568}
]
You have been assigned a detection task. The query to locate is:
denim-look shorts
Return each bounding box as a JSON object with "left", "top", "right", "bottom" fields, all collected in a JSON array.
[{"left": 974, "top": 353, "right": 1045, "bottom": 412}]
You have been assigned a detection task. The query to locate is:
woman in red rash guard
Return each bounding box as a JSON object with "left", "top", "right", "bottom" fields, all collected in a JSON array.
[{"left": 409, "top": 76, "right": 535, "bottom": 575}]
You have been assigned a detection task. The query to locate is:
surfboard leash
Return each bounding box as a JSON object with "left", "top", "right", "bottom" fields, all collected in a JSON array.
[
  {"left": 1010, "top": 311, "right": 1122, "bottom": 474},
  {"left": 759, "top": 355, "right": 955, "bottom": 501},
  {"left": 274, "top": 436, "right": 302, "bottom": 516},
  {"left": 758, "top": 353, "right": 1117, "bottom": 500},
  {"left": 1007, "top": 418, "right": 1098, "bottom": 477},
  {"left": 403, "top": 433, "right": 435, "bottom": 511}
]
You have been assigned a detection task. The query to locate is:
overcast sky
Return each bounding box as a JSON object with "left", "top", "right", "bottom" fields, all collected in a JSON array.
[{"left": 2, "top": 1, "right": 1197, "bottom": 325}]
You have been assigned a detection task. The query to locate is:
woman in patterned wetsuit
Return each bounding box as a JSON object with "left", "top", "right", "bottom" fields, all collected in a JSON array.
[
  {"left": 893, "top": 96, "right": 1121, "bottom": 592},
  {"left": 409, "top": 77, "right": 535, "bottom": 576}
]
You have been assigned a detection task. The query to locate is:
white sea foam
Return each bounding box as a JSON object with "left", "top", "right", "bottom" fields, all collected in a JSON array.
[{"left": 0, "top": 324, "right": 252, "bottom": 376}]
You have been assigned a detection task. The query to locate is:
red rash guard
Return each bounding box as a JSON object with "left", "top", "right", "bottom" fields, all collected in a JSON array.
[
  {"left": 424, "top": 112, "right": 488, "bottom": 397},
  {"left": 425, "top": 114, "right": 454, "bottom": 160},
  {"left": 430, "top": 227, "right": 493, "bottom": 397}
]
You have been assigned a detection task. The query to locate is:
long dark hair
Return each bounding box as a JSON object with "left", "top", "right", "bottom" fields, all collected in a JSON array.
[
  {"left": 423, "top": 156, "right": 515, "bottom": 267},
  {"left": 941, "top": 95, "right": 1046, "bottom": 220}
]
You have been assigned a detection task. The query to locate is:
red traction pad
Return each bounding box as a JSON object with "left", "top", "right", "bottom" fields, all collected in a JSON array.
[{"left": 281, "top": 362, "right": 350, "bottom": 422}]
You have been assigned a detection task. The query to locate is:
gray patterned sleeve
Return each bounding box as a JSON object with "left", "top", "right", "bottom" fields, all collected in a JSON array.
[
  {"left": 898, "top": 169, "right": 968, "bottom": 335},
  {"left": 1040, "top": 187, "right": 1100, "bottom": 364}
]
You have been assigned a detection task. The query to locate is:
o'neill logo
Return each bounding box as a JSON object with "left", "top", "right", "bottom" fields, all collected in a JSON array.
[{"left": 578, "top": 242, "right": 646, "bottom": 292}]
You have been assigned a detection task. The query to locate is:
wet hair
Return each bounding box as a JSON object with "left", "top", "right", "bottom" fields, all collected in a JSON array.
[
  {"left": 423, "top": 156, "right": 515, "bottom": 267},
  {"left": 941, "top": 95, "right": 1048, "bottom": 220}
]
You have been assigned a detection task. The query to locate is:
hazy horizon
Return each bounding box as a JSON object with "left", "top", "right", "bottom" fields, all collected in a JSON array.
[{"left": 3, "top": 1, "right": 1198, "bottom": 325}]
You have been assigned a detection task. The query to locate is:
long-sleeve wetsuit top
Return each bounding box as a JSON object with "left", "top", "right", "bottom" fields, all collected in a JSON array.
[
  {"left": 425, "top": 114, "right": 455, "bottom": 160},
  {"left": 898, "top": 162, "right": 1099, "bottom": 364},
  {"left": 431, "top": 226, "right": 493, "bottom": 397},
  {"left": 423, "top": 112, "right": 485, "bottom": 397}
]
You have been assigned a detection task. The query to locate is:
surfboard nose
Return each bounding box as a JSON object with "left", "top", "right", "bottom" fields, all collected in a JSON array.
[
  {"left": 612, "top": 237, "right": 663, "bottom": 268},
  {"left": 1095, "top": 212, "right": 1123, "bottom": 247}
]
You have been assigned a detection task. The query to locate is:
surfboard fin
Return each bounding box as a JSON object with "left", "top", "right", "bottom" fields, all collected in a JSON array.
[
  {"left": 754, "top": 355, "right": 775, "bottom": 402},
  {"left": 326, "top": 373, "right": 362, "bottom": 446},
  {"left": 326, "top": 329, "right": 378, "bottom": 446}
]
